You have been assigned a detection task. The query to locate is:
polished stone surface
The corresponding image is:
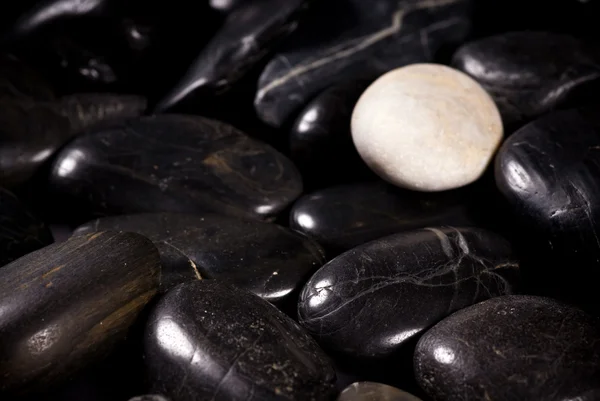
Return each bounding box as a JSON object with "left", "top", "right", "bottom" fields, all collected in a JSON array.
[
  {"left": 74, "top": 213, "right": 325, "bottom": 301},
  {"left": 415, "top": 295, "right": 600, "bottom": 401},
  {"left": 338, "top": 382, "right": 422, "bottom": 401},
  {"left": 298, "top": 227, "right": 519, "bottom": 361},
  {"left": 155, "top": 0, "right": 311, "bottom": 112},
  {"left": 49, "top": 115, "right": 302, "bottom": 221},
  {"left": 0, "top": 187, "right": 53, "bottom": 267},
  {"left": 351, "top": 63, "right": 503, "bottom": 192},
  {"left": 495, "top": 107, "right": 600, "bottom": 301},
  {"left": 129, "top": 396, "right": 170, "bottom": 401},
  {"left": 0, "top": 93, "right": 147, "bottom": 187},
  {"left": 453, "top": 32, "right": 600, "bottom": 131},
  {"left": 144, "top": 280, "right": 336, "bottom": 401},
  {"left": 290, "top": 80, "right": 372, "bottom": 188},
  {"left": 290, "top": 182, "right": 475, "bottom": 254},
  {"left": 0, "top": 231, "right": 160, "bottom": 395},
  {"left": 254, "top": 0, "right": 472, "bottom": 127}
]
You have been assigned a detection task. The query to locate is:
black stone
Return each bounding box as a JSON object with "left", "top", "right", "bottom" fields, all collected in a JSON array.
[
  {"left": 0, "top": 186, "right": 53, "bottom": 267},
  {"left": 290, "top": 182, "right": 475, "bottom": 255},
  {"left": 290, "top": 80, "right": 374, "bottom": 189},
  {"left": 338, "top": 382, "right": 422, "bottom": 401},
  {"left": 254, "top": 0, "right": 472, "bottom": 127},
  {"left": 0, "top": 54, "right": 55, "bottom": 101},
  {"left": 49, "top": 115, "right": 302, "bottom": 222},
  {"left": 155, "top": 0, "right": 312, "bottom": 113},
  {"left": 495, "top": 107, "right": 600, "bottom": 305},
  {"left": 0, "top": 93, "right": 146, "bottom": 187},
  {"left": 73, "top": 213, "right": 325, "bottom": 302},
  {"left": 144, "top": 280, "right": 336, "bottom": 401},
  {"left": 0, "top": 231, "right": 161, "bottom": 396},
  {"left": 414, "top": 295, "right": 600, "bottom": 401},
  {"left": 298, "top": 227, "right": 519, "bottom": 361},
  {"left": 453, "top": 32, "right": 600, "bottom": 131},
  {"left": 209, "top": 0, "right": 245, "bottom": 13}
]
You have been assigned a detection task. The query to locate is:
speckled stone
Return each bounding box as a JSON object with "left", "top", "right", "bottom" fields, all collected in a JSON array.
[
  {"left": 298, "top": 227, "right": 519, "bottom": 361},
  {"left": 415, "top": 295, "right": 600, "bottom": 401},
  {"left": 338, "top": 382, "right": 423, "bottom": 401},
  {"left": 351, "top": 63, "right": 503, "bottom": 192},
  {"left": 73, "top": 212, "right": 325, "bottom": 302},
  {"left": 144, "top": 280, "right": 336, "bottom": 401}
]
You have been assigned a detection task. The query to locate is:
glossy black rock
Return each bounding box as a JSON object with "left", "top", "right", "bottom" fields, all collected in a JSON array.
[
  {"left": 49, "top": 115, "right": 302, "bottom": 221},
  {"left": 254, "top": 0, "right": 472, "bottom": 127},
  {"left": 453, "top": 32, "right": 600, "bottom": 131},
  {"left": 338, "top": 382, "right": 422, "bottom": 401},
  {"left": 415, "top": 295, "right": 600, "bottom": 401},
  {"left": 0, "top": 93, "right": 146, "bottom": 187},
  {"left": 290, "top": 80, "right": 372, "bottom": 188},
  {"left": 0, "top": 231, "right": 160, "bottom": 395},
  {"left": 290, "top": 182, "right": 475, "bottom": 254},
  {"left": 298, "top": 227, "right": 519, "bottom": 361},
  {"left": 129, "top": 396, "right": 170, "bottom": 401},
  {"left": 495, "top": 108, "right": 600, "bottom": 301},
  {"left": 144, "top": 280, "right": 336, "bottom": 401},
  {"left": 0, "top": 187, "right": 53, "bottom": 267},
  {"left": 74, "top": 213, "right": 325, "bottom": 301},
  {"left": 155, "top": 0, "right": 311, "bottom": 112}
]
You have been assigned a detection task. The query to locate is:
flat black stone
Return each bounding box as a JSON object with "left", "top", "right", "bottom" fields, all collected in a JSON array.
[
  {"left": 298, "top": 227, "right": 519, "bottom": 361},
  {"left": 0, "top": 93, "right": 146, "bottom": 187},
  {"left": 48, "top": 115, "right": 302, "bottom": 221},
  {"left": 254, "top": 0, "right": 472, "bottom": 127},
  {"left": 414, "top": 295, "right": 600, "bottom": 401},
  {"left": 74, "top": 213, "right": 325, "bottom": 302},
  {"left": 289, "top": 80, "right": 374, "bottom": 189},
  {"left": 290, "top": 182, "right": 475, "bottom": 255},
  {"left": 338, "top": 382, "right": 422, "bottom": 401},
  {"left": 0, "top": 186, "right": 53, "bottom": 267},
  {"left": 495, "top": 107, "right": 600, "bottom": 303},
  {"left": 0, "top": 231, "right": 160, "bottom": 396},
  {"left": 144, "top": 280, "right": 336, "bottom": 401},
  {"left": 453, "top": 32, "right": 600, "bottom": 131},
  {"left": 129, "top": 396, "right": 170, "bottom": 401},
  {"left": 155, "top": 0, "right": 311, "bottom": 112}
]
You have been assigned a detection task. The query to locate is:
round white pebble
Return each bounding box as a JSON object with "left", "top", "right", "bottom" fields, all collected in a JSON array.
[{"left": 351, "top": 63, "right": 503, "bottom": 192}]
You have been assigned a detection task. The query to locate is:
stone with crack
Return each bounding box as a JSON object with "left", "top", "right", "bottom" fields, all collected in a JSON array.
[
  {"left": 453, "top": 31, "right": 600, "bottom": 132},
  {"left": 254, "top": 0, "right": 473, "bottom": 128},
  {"left": 297, "top": 227, "right": 519, "bottom": 363},
  {"left": 143, "top": 280, "right": 336, "bottom": 401},
  {"left": 414, "top": 295, "right": 600, "bottom": 401},
  {"left": 73, "top": 212, "right": 325, "bottom": 302}
]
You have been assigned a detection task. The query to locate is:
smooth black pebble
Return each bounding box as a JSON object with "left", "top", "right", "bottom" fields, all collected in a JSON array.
[
  {"left": 254, "top": 0, "right": 472, "bottom": 127},
  {"left": 74, "top": 213, "right": 325, "bottom": 302},
  {"left": 144, "top": 280, "right": 336, "bottom": 401},
  {"left": 0, "top": 186, "right": 53, "bottom": 267},
  {"left": 495, "top": 107, "right": 600, "bottom": 304},
  {"left": 129, "top": 396, "right": 170, "bottom": 401},
  {"left": 453, "top": 31, "right": 600, "bottom": 131},
  {"left": 298, "top": 227, "right": 519, "bottom": 361},
  {"left": 290, "top": 80, "right": 373, "bottom": 189},
  {"left": 49, "top": 114, "right": 302, "bottom": 221},
  {"left": 414, "top": 295, "right": 600, "bottom": 401},
  {"left": 290, "top": 182, "right": 475, "bottom": 255},
  {"left": 155, "top": 0, "right": 312, "bottom": 112},
  {"left": 0, "top": 231, "right": 161, "bottom": 396}
]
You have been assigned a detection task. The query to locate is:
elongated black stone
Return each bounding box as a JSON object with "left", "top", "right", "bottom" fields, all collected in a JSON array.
[
  {"left": 49, "top": 115, "right": 302, "bottom": 221},
  {"left": 144, "top": 280, "right": 336, "bottom": 401},
  {"left": 298, "top": 227, "right": 519, "bottom": 361},
  {"left": 74, "top": 213, "right": 324, "bottom": 302},
  {"left": 0, "top": 231, "right": 160, "bottom": 395}
]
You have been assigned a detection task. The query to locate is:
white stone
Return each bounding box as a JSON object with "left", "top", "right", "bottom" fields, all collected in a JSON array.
[{"left": 351, "top": 63, "right": 503, "bottom": 192}]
